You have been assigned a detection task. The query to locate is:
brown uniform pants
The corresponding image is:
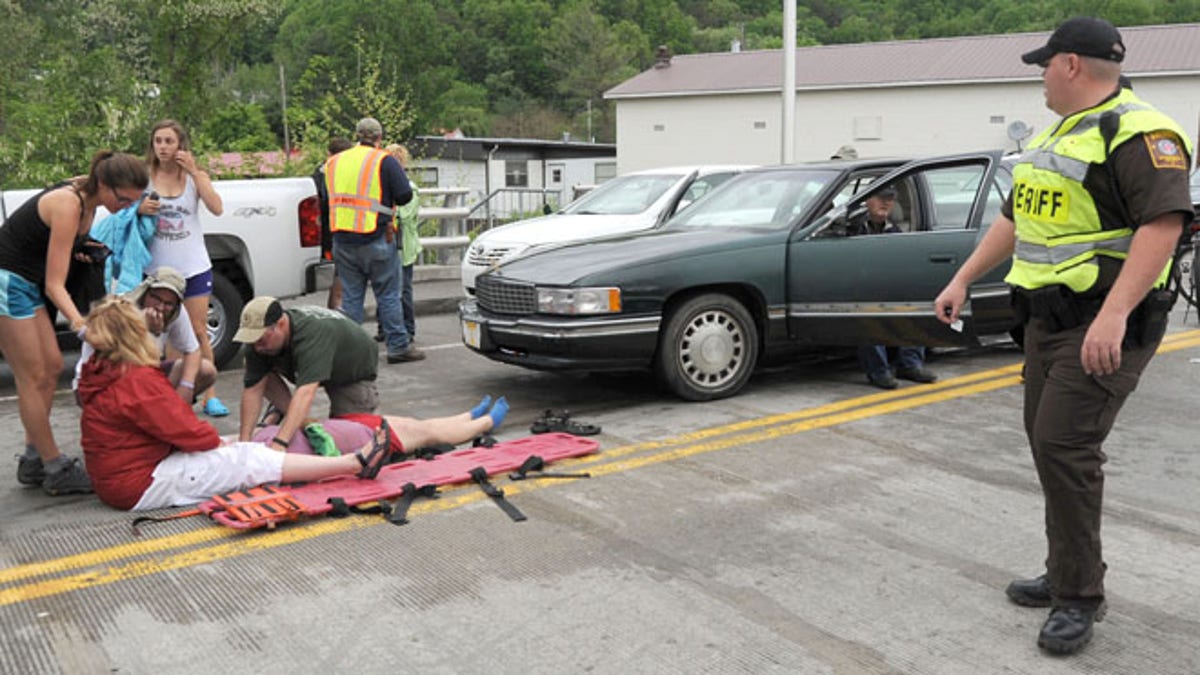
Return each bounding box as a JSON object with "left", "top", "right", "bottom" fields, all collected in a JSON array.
[{"left": 1021, "top": 317, "right": 1161, "bottom": 609}]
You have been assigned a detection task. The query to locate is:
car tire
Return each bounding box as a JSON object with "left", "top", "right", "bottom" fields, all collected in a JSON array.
[
  {"left": 655, "top": 293, "right": 759, "bottom": 401},
  {"left": 208, "top": 272, "right": 244, "bottom": 369}
]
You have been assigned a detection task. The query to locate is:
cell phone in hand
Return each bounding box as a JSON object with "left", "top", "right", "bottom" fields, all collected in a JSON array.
[{"left": 148, "top": 191, "right": 159, "bottom": 201}]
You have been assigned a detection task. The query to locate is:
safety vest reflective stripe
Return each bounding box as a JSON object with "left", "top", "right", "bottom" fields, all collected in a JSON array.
[
  {"left": 1020, "top": 103, "right": 1155, "bottom": 182},
  {"left": 326, "top": 147, "right": 393, "bottom": 234},
  {"left": 1014, "top": 233, "right": 1132, "bottom": 266}
]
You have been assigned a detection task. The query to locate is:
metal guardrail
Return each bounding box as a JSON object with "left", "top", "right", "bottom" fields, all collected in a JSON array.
[
  {"left": 415, "top": 186, "right": 570, "bottom": 266},
  {"left": 417, "top": 188, "right": 472, "bottom": 264}
]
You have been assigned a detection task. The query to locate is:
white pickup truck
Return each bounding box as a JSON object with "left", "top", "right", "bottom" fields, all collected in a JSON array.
[{"left": 0, "top": 177, "right": 326, "bottom": 367}]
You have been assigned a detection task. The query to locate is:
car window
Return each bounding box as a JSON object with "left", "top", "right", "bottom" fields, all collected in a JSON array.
[
  {"left": 669, "top": 170, "right": 841, "bottom": 230},
  {"left": 979, "top": 163, "right": 1013, "bottom": 225},
  {"left": 810, "top": 175, "right": 918, "bottom": 237},
  {"left": 675, "top": 172, "right": 738, "bottom": 214},
  {"left": 562, "top": 173, "right": 684, "bottom": 216},
  {"left": 829, "top": 173, "right": 884, "bottom": 208},
  {"left": 925, "top": 165, "right": 989, "bottom": 230}
]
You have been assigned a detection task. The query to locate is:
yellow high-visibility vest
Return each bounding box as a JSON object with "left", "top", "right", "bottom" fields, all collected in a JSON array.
[
  {"left": 1006, "top": 88, "right": 1192, "bottom": 293},
  {"left": 325, "top": 145, "right": 394, "bottom": 234}
]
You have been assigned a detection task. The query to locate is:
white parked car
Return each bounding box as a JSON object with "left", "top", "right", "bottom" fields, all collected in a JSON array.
[{"left": 461, "top": 165, "right": 753, "bottom": 293}]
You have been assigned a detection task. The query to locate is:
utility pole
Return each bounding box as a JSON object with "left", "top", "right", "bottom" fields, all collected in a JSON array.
[
  {"left": 279, "top": 63, "right": 291, "bottom": 155},
  {"left": 781, "top": 0, "right": 796, "bottom": 164}
]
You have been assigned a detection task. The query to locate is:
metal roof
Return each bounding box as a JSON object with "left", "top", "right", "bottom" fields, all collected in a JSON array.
[{"left": 606, "top": 23, "right": 1200, "bottom": 98}]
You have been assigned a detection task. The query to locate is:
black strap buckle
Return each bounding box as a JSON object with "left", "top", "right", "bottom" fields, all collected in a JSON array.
[{"left": 468, "top": 466, "right": 527, "bottom": 522}]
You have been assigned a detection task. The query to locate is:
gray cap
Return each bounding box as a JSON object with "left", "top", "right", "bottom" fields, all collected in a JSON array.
[
  {"left": 128, "top": 266, "right": 186, "bottom": 326},
  {"left": 830, "top": 144, "right": 858, "bottom": 160},
  {"left": 233, "top": 296, "right": 284, "bottom": 343},
  {"left": 355, "top": 117, "right": 383, "bottom": 143}
]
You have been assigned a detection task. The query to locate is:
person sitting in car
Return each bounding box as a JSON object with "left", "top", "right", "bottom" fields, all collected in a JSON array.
[{"left": 849, "top": 186, "right": 938, "bottom": 389}]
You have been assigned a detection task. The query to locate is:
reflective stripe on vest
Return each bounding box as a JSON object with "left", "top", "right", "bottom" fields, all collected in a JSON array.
[
  {"left": 1005, "top": 89, "right": 1193, "bottom": 293},
  {"left": 325, "top": 146, "right": 394, "bottom": 234}
]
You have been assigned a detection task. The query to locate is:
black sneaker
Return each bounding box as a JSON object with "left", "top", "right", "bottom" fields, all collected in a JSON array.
[
  {"left": 42, "top": 457, "right": 93, "bottom": 496},
  {"left": 17, "top": 455, "right": 45, "bottom": 486}
]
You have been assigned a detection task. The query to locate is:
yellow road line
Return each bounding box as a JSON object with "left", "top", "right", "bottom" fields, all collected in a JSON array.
[{"left": 3, "top": 331, "right": 1198, "bottom": 605}]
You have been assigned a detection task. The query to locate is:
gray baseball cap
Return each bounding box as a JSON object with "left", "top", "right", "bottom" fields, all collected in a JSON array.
[{"left": 355, "top": 117, "right": 383, "bottom": 143}]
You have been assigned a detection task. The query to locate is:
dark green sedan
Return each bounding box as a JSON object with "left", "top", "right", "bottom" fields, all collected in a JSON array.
[{"left": 459, "top": 151, "right": 1015, "bottom": 400}]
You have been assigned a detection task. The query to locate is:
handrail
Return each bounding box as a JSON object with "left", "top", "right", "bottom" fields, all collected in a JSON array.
[
  {"left": 412, "top": 186, "right": 568, "bottom": 266},
  {"left": 467, "top": 187, "right": 563, "bottom": 232}
]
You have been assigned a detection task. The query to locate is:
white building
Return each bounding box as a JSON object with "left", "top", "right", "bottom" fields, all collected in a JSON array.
[
  {"left": 605, "top": 23, "right": 1200, "bottom": 173},
  {"left": 407, "top": 135, "right": 616, "bottom": 217}
]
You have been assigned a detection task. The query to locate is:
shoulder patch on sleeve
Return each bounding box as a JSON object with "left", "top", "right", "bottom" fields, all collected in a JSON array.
[{"left": 1143, "top": 131, "right": 1188, "bottom": 170}]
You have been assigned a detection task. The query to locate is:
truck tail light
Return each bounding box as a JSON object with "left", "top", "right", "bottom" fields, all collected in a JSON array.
[{"left": 298, "top": 196, "right": 321, "bottom": 248}]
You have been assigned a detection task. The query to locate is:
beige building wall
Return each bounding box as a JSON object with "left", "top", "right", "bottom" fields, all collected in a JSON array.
[
  {"left": 615, "top": 94, "right": 782, "bottom": 173},
  {"left": 615, "top": 76, "right": 1200, "bottom": 172}
]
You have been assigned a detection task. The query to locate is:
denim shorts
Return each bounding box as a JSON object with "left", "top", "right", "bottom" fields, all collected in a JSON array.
[{"left": 0, "top": 269, "right": 45, "bottom": 319}]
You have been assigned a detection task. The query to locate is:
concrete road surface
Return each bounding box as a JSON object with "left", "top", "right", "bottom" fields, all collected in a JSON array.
[{"left": 1, "top": 306, "right": 1198, "bottom": 675}]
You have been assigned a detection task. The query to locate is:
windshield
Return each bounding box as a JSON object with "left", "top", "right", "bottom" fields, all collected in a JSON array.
[
  {"left": 561, "top": 173, "right": 685, "bottom": 216},
  {"left": 667, "top": 169, "right": 842, "bottom": 230}
]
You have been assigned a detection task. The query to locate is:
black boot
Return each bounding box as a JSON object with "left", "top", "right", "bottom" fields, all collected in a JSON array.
[
  {"left": 1037, "top": 603, "right": 1106, "bottom": 655},
  {"left": 1005, "top": 574, "right": 1052, "bottom": 607}
]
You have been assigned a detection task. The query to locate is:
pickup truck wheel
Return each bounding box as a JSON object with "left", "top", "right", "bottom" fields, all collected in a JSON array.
[
  {"left": 208, "top": 273, "right": 244, "bottom": 369},
  {"left": 655, "top": 293, "right": 758, "bottom": 401}
]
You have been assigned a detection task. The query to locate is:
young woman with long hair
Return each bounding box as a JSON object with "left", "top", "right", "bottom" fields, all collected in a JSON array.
[
  {"left": 141, "top": 119, "right": 228, "bottom": 417},
  {"left": 0, "top": 151, "right": 148, "bottom": 495}
]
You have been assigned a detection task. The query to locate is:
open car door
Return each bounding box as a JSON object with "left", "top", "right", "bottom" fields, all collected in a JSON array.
[{"left": 785, "top": 151, "right": 1013, "bottom": 347}]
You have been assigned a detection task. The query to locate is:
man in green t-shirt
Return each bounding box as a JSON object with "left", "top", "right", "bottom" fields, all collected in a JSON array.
[{"left": 234, "top": 296, "right": 379, "bottom": 449}]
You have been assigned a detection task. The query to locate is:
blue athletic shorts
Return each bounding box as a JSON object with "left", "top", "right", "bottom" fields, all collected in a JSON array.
[
  {"left": 0, "top": 270, "right": 45, "bottom": 319},
  {"left": 184, "top": 269, "right": 214, "bottom": 299}
]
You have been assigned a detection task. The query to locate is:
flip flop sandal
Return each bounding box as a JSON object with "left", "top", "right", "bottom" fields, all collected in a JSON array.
[
  {"left": 529, "top": 410, "right": 601, "bottom": 436},
  {"left": 356, "top": 419, "right": 394, "bottom": 479},
  {"left": 258, "top": 404, "right": 283, "bottom": 428}
]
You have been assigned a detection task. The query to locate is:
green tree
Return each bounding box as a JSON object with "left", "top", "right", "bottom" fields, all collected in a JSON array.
[
  {"left": 543, "top": 1, "right": 641, "bottom": 142},
  {"left": 145, "top": 0, "right": 279, "bottom": 130},
  {"left": 200, "top": 102, "right": 277, "bottom": 152},
  {"left": 273, "top": 0, "right": 454, "bottom": 137},
  {"left": 286, "top": 37, "right": 414, "bottom": 153}
]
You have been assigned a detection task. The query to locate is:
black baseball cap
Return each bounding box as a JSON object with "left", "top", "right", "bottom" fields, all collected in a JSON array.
[{"left": 1021, "top": 17, "right": 1126, "bottom": 66}]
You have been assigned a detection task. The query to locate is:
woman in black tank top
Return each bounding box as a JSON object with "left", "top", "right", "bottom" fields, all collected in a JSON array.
[{"left": 0, "top": 150, "right": 148, "bottom": 495}]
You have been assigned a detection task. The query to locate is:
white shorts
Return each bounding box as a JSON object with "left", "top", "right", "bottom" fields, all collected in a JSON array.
[{"left": 132, "top": 442, "right": 286, "bottom": 511}]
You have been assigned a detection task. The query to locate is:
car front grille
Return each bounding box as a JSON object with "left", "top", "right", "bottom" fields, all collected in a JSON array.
[{"left": 476, "top": 274, "right": 537, "bottom": 315}]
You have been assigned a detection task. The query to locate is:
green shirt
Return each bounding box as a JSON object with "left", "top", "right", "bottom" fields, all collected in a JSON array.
[
  {"left": 399, "top": 184, "right": 423, "bottom": 267},
  {"left": 243, "top": 306, "right": 378, "bottom": 388}
]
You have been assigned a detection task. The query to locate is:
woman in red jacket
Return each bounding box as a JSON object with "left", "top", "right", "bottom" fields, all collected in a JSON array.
[{"left": 77, "top": 296, "right": 395, "bottom": 511}]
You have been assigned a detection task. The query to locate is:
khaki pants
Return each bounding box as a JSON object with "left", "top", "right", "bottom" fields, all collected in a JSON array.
[{"left": 1021, "top": 317, "right": 1161, "bottom": 608}]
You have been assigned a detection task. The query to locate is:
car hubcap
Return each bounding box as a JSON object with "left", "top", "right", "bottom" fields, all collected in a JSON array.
[
  {"left": 678, "top": 310, "right": 745, "bottom": 389},
  {"left": 207, "top": 298, "right": 226, "bottom": 347}
]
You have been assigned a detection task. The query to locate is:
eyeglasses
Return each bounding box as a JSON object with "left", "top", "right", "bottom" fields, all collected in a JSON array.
[{"left": 109, "top": 184, "right": 140, "bottom": 208}]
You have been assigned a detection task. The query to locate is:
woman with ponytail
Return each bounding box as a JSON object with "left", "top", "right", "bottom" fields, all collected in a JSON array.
[{"left": 0, "top": 150, "right": 148, "bottom": 495}]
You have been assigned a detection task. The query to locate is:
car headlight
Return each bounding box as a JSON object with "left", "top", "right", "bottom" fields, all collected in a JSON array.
[{"left": 537, "top": 287, "right": 622, "bottom": 315}]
